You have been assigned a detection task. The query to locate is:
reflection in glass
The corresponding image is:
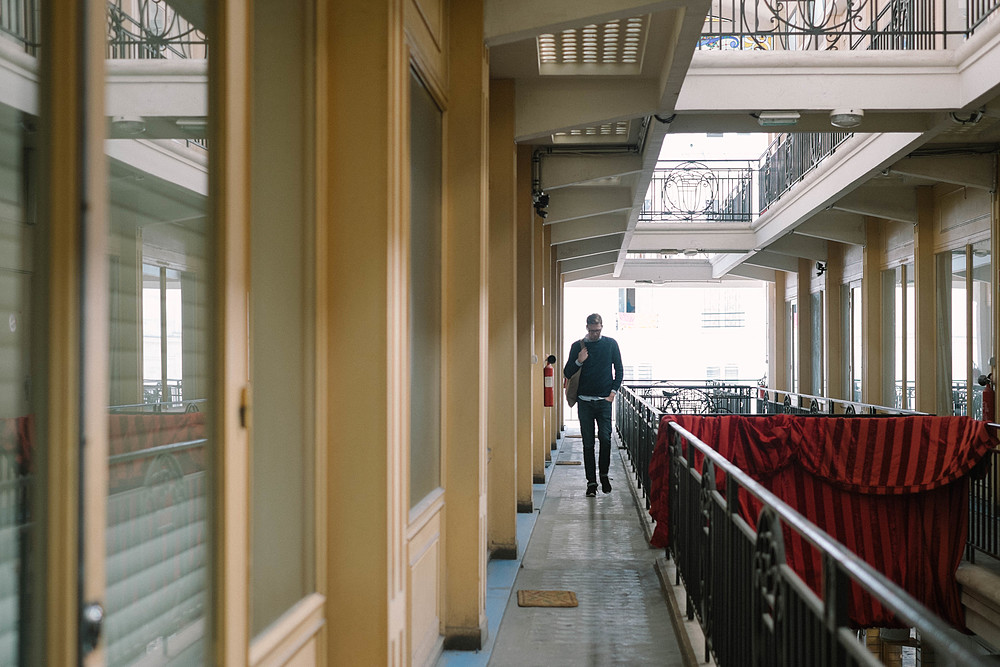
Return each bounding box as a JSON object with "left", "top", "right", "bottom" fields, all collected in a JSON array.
[
  {"left": 810, "top": 292, "right": 822, "bottom": 396},
  {"left": 105, "top": 3, "right": 210, "bottom": 663},
  {"left": 881, "top": 267, "right": 899, "bottom": 408},
  {"left": 851, "top": 286, "right": 862, "bottom": 402},
  {"left": 937, "top": 249, "right": 968, "bottom": 415},
  {"left": 0, "top": 92, "right": 36, "bottom": 667},
  {"left": 905, "top": 264, "right": 914, "bottom": 410},
  {"left": 971, "top": 241, "right": 992, "bottom": 419},
  {"left": 787, "top": 300, "right": 797, "bottom": 393}
]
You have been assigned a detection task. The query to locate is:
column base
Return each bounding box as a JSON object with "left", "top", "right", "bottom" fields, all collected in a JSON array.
[
  {"left": 443, "top": 619, "right": 488, "bottom": 651},
  {"left": 490, "top": 543, "right": 518, "bottom": 560}
]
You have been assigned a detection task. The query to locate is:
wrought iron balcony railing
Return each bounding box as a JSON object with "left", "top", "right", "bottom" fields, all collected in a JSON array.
[
  {"left": 639, "top": 160, "right": 756, "bottom": 224},
  {"left": 758, "top": 131, "right": 852, "bottom": 212},
  {"left": 107, "top": 0, "right": 207, "bottom": 59},
  {"left": 700, "top": 0, "right": 1000, "bottom": 51},
  {"left": 0, "top": 1, "right": 207, "bottom": 57},
  {"left": 642, "top": 132, "right": 852, "bottom": 225}
]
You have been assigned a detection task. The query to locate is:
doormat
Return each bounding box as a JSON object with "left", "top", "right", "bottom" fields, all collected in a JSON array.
[
  {"left": 517, "top": 590, "right": 578, "bottom": 607},
  {"left": 555, "top": 460, "right": 582, "bottom": 465}
]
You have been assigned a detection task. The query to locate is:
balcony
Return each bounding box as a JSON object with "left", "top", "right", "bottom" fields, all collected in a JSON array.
[
  {"left": 700, "top": 0, "right": 1000, "bottom": 51},
  {"left": 612, "top": 381, "right": 1000, "bottom": 664}
]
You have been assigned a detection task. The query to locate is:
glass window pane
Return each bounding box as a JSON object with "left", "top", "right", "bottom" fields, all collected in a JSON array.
[
  {"left": 810, "top": 292, "right": 822, "bottom": 396},
  {"left": 904, "top": 264, "right": 914, "bottom": 409},
  {"left": 841, "top": 284, "right": 850, "bottom": 397},
  {"left": 936, "top": 249, "right": 967, "bottom": 415},
  {"left": 851, "top": 286, "right": 862, "bottom": 402},
  {"left": 971, "top": 241, "right": 991, "bottom": 419},
  {"left": 409, "top": 71, "right": 442, "bottom": 507},
  {"left": 250, "top": 0, "right": 315, "bottom": 635},
  {"left": 0, "top": 13, "right": 40, "bottom": 662},
  {"left": 105, "top": 3, "right": 211, "bottom": 663},
  {"left": 881, "top": 268, "right": 898, "bottom": 408},
  {"left": 787, "top": 300, "right": 797, "bottom": 393}
]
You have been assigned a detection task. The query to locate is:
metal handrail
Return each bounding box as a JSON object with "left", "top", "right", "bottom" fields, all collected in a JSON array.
[
  {"left": 107, "top": 437, "right": 205, "bottom": 465},
  {"left": 668, "top": 420, "right": 993, "bottom": 664},
  {"left": 615, "top": 381, "right": 931, "bottom": 519},
  {"left": 759, "top": 387, "right": 929, "bottom": 415},
  {"left": 640, "top": 133, "right": 854, "bottom": 226}
]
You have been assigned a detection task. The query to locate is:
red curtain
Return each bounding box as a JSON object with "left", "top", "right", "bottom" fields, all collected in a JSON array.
[{"left": 648, "top": 414, "right": 996, "bottom": 628}]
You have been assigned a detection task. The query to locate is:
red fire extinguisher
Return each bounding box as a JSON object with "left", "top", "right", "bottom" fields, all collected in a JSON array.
[
  {"left": 544, "top": 355, "right": 557, "bottom": 407},
  {"left": 979, "top": 371, "right": 995, "bottom": 422}
]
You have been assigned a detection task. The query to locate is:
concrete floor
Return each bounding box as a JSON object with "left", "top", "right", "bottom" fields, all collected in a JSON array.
[{"left": 439, "top": 423, "right": 687, "bottom": 667}]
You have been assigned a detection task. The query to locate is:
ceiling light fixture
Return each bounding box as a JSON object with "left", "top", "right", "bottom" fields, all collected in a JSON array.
[
  {"left": 756, "top": 111, "right": 800, "bottom": 127},
  {"left": 830, "top": 108, "right": 864, "bottom": 128},
  {"left": 111, "top": 115, "right": 146, "bottom": 136}
]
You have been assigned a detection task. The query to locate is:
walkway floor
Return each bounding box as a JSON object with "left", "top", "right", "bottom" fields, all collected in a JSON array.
[{"left": 439, "top": 423, "right": 687, "bottom": 667}]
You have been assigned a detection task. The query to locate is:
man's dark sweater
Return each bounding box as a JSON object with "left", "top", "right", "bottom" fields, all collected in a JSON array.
[{"left": 564, "top": 336, "right": 624, "bottom": 398}]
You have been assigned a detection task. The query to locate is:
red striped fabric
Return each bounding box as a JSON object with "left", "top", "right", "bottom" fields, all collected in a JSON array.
[{"left": 648, "top": 414, "right": 996, "bottom": 628}]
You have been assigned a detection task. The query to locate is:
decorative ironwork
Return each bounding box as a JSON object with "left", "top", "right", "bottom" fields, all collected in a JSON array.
[
  {"left": 700, "top": 0, "right": 1000, "bottom": 50},
  {"left": 752, "top": 507, "right": 784, "bottom": 667},
  {"left": 640, "top": 160, "right": 754, "bottom": 224},
  {"left": 666, "top": 388, "right": 716, "bottom": 414},
  {"left": 641, "top": 136, "right": 851, "bottom": 225},
  {"left": 107, "top": 0, "right": 207, "bottom": 60},
  {"left": 758, "top": 132, "right": 852, "bottom": 212}
]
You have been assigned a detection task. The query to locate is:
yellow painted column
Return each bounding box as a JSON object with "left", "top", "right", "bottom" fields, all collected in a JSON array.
[
  {"left": 321, "top": 2, "right": 403, "bottom": 662},
  {"left": 914, "top": 187, "right": 939, "bottom": 414},
  {"left": 442, "top": 0, "right": 489, "bottom": 649},
  {"left": 515, "top": 146, "right": 536, "bottom": 510},
  {"left": 862, "top": 218, "right": 884, "bottom": 405},
  {"left": 825, "top": 243, "right": 845, "bottom": 399},
  {"left": 487, "top": 78, "right": 518, "bottom": 558}
]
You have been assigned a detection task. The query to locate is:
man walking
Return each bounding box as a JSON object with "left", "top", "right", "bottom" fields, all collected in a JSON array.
[{"left": 564, "top": 313, "right": 624, "bottom": 497}]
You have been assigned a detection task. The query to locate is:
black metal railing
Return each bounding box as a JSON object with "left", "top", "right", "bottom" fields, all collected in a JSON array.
[
  {"left": 758, "top": 132, "right": 853, "bottom": 212},
  {"left": 640, "top": 133, "right": 853, "bottom": 226},
  {"left": 700, "top": 0, "right": 1000, "bottom": 50},
  {"left": 668, "top": 420, "right": 993, "bottom": 665},
  {"left": 616, "top": 381, "right": 928, "bottom": 514},
  {"left": 638, "top": 160, "right": 756, "bottom": 224},
  {"left": 616, "top": 382, "right": 765, "bottom": 506},
  {"left": 0, "top": 0, "right": 38, "bottom": 53},
  {"left": 758, "top": 387, "right": 928, "bottom": 415},
  {"left": 968, "top": 427, "right": 1000, "bottom": 561},
  {"left": 107, "top": 0, "right": 207, "bottom": 60}
]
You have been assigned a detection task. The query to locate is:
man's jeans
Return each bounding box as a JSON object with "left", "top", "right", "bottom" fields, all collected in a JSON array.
[{"left": 577, "top": 398, "right": 612, "bottom": 484}]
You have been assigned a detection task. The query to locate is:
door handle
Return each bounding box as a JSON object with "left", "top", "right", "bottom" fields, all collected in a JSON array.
[{"left": 81, "top": 602, "right": 105, "bottom": 654}]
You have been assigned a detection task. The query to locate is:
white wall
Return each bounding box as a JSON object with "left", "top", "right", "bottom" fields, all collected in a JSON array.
[{"left": 562, "top": 283, "right": 768, "bottom": 382}]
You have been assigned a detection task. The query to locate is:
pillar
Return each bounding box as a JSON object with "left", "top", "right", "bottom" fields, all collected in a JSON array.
[{"left": 487, "top": 78, "right": 518, "bottom": 558}]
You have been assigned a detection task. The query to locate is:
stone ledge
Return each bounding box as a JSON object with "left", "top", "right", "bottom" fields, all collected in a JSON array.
[{"left": 957, "top": 563, "right": 1000, "bottom": 652}]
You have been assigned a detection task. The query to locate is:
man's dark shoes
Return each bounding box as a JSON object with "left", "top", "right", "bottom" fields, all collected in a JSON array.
[
  {"left": 601, "top": 476, "right": 612, "bottom": 493},
  {"left": 586, "top": 483, "right": 598, "bottom": 497}
]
